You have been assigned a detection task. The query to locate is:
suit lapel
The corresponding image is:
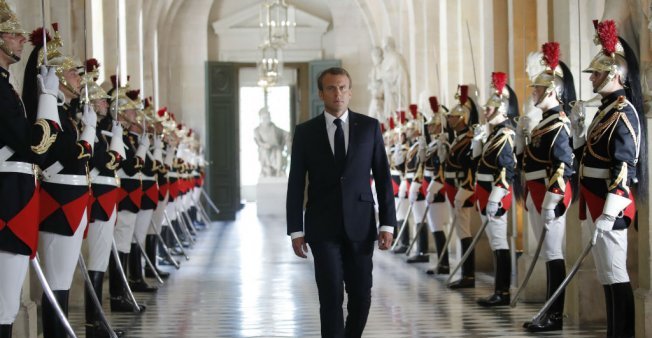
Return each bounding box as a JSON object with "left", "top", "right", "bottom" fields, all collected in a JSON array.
[{"left": 344, "top": 111, "right": 357, "bottom": 169}]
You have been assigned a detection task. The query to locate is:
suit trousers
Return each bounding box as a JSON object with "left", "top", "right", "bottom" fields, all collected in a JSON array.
[{"left": 309, "top": 239, "right": 374, "bottom": 338}]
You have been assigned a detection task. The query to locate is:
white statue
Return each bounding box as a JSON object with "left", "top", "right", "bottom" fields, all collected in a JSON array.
[
  {"left": 367, "top": 46, "right": 384, "bottom": 120},
  {"left": 254, "top": 107, "right": 291, "bottom": 177},
  {"left": 380, "top": 36, "right": 409, "bottom": 117}
]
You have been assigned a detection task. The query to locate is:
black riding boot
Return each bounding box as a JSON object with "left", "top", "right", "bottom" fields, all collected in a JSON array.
[
  {"left": 144, "top": 235, "right": 170, "bottom": 279},
  {"left": 527, "top": 259, "right": 565, "bottom": 332},
  {"left": 392, "top": 220, "right": 409, "bottom": 254},
  {"left": 448, "top": 237, "right": 475, "bottom": 289},
  {"left": 426, "top": 231, "right": 449, "bottom": 274},
  {"left": 128, "top": 243, "right": 158, "bottom": 292},
  {"left": 86, "top": 270, "right": 126, "bottom": 337},
  {"left": 0, "top": 324, "right": 12, "bottom": 338},
  {"left": 477, "top": 249, "right": 511, "bottom": 306},
  {"left": 109, "top": 252, "right": 145, "bottom": 312},
  {"left": 42, "top": 290, "right": 69, "bottom": 338},
  {"left": 611, "top": 282, "right": 635, "bottom": 338},
  {"left": 407, "top": 224, "right": 430, "bottom": 263}
]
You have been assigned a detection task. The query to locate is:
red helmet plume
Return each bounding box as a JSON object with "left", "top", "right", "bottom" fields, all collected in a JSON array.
[
  {"left": 408, "top": 104, "right": 418, "bottom": 119},
  {"left": 429, "top": 96, "right": 439, "bottom": 113},
  {"left": 542, "top": 42, "right": 560, "bottom": 70},
  {"left": 491, "top": 72, "right": 508, "bottom": 95},
  {"left": 596, "top": 20, "right": 618, "bottom": 55},
  {"left": 458, "top": 85, "right": 469, "bottom": 105}
]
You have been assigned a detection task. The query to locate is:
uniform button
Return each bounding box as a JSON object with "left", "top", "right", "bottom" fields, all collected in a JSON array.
[{"left": 340, "top": 176, "right": 345, "bottom": 182}]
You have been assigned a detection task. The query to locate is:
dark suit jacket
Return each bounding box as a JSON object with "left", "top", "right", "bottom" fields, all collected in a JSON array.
[{"left": 286, "top": 111, "right": 397, "bottom": 243}]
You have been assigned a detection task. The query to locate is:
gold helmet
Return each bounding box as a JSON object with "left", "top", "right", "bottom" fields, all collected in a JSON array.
[
  {"left": 529, "top": 42, "right": 563, "bottom": 94},
  {"left": 485, "top": 72, "right": 510, "bottom": 113},
  {"left": 80, "top": 58, "right": 109, "bottom": 102},
  {"left": 583, "top": 20, "right": 627, "bottom": 92},
  {"left": 30, "top": 24, "right": 83, "bottom": 95},
  {"left": 0, "top": 0, "right": 27, "bottom": 61},
  {"left": 109, "top": 85, "right": 140, "bottom": 117},
  {"left": 426, "top": 96, "right": 447, "bottom": 128},
  {"left": 449, "top": 85, "right": 479, "bottom": 125}
]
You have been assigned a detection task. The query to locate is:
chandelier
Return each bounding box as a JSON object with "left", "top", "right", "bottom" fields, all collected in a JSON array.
[
  {"left": 257, "top": 45, "right": 283, "bottom": 87},
  {"left": 259, "top": 0, "right": 296, "bottom": 48}
]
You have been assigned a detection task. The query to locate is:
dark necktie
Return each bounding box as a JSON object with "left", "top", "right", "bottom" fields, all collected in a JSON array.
[{"left": 334, "top": 118, "right": 345, "bottom": 171}]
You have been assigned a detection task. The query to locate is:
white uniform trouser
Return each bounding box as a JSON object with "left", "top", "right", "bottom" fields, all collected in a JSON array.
[
  {"left": 454, "top": 207, "right": 473, "bottom": 239},
  {"left": 409, "top": 200, "right": 427, "bottom": 241},
  {"left": 166, "top": 199, "right": 178, "bottom": 222},
  {"left": 526, "top": 194, "right": 565, "bottom": 261},
  {"left": 39, "top": 209, "right": 88, "bottom": 290},
  {"left": 149, "top": 195, "right": 169, "bottom": 235},
  {"left": 87, "top": 206, "right": 117, "bottom": 271},
  {"left": 0, "top": 251, "right": 29, "bottom": 324},
  {"left": 133, "top": 209, "right": 154, "bottom": 245},
  {"left": 396, "top": 197, "right": 409, "bottom": 220},
  {"left": 586, "top": 214, "right": 629, "bottom": 285},
  {"left": 192, "top": 187, "right": 201, "bottom": 205},
  {"left": 114, "top": 210, "right": 137, "bottom": 253},
  {"left": 480, "top": 212, "right": 509, "bottom": 251},
  {"left": 427, "top": 201, "right": 450, "bottom": 232}
]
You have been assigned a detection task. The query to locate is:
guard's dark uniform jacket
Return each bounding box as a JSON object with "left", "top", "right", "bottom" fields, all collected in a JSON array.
[
  {"left": 579, "top": 90, "right": 639, "bottom": 229},
  {"left": 0, "top": 67, "right": 56, "bottom": 256},
  {"left": 140, "top": 150, "right": 159, "bottom": 211},
  {"left": 424, "top": 138, "right": 447, "bottom": 203},
  {"left": 475, "top": 121, "right": 515, "bottom": 216},
  {"left": 117, "top": 131, "right": 143, "bottom": 213},
  {"left": 90, "top": 115, "right": 122, "bottom": 222},
  {"left": 444, "top": 127, "right": 475, "bottom": 207},
  {"left": 39, "top": 99, "right": 92, "bottom": 236},
  {"left": 523, "top": 106, "right": 573, "bottom": 215},
  {"left": 156, "top": 144, "right": 170, "bottom": 203}
]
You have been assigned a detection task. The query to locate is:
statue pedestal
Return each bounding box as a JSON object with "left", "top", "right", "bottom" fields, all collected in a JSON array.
[{"left": 256, "top": 176, "right": 288, "bottom": 217}]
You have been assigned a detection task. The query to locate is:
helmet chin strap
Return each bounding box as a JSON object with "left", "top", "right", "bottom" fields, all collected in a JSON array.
[
  {"left": 595, "top": 70, "right": 617, "bottom": 94},
  {"left": 0, "top": 40, "right": 19, "bottom": 62}
]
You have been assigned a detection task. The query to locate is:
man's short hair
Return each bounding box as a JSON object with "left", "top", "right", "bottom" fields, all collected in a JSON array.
[{"left": 317, "top": 67, "right": 352, "bottom": 91}]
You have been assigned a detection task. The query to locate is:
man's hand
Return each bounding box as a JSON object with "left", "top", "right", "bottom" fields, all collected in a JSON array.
[
  {"left": 378, "top": 231, "right": 393, "bottom": 250},
  {"left": 592, "top": 214, "right": 615, "bottom": 245},
  {"left": 542, "top": 208, "right": 555, "bottom": 230},
  {"left": 291, "top": 237, "right": 309, "bottom": 258},
  {"left": 485, "top": 201, "right": 499, "bottom": 218}
]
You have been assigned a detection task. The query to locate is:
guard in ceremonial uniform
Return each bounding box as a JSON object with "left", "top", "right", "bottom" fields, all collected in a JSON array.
[
  {"left": 405, "top": 104, "right": 430, "bottom": 263},
  {"left": 126, "top": 91, "right": 162, "bottom": 291},
  {"left": 83, "top": 59, "right": 126, "bottom": 338},
  {"left": 474, "top": 72, "right": 517, "bottom": 307},
  {"left": 109, "top": 84, "right": 149, "bottom": 311},
  {"left": 391, "top": 111, "right": 410, "bottom": 253},
  {"left": 572, "top": 20, "right": 645, "bottom": 337},
  {"left": 0, "top": 4, "right": 60, "bottom": 337},
  {"left": 23, "top": 25, "right": 97, "bottom": 338},
  {"left": 521, "top": 42, "right": 575, "bottom": 332},
  {"left": 445, "top": 85, "right": 479, "bottom": 289},
  {"left": 424, "top": 97, "right": 451, "bottom": 275}
]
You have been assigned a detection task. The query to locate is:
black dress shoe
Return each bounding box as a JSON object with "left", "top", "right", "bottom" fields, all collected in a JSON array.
[
  {"left": 86, "top": 323, "right": 126, "bottom": 338},
  {"left": 392, "top": 245, "right": 408, "bottom": 254},
  {"left": 110, "top": 296, "right": 145, "bottom": 312},
  {"left": 145, "top": 267, "right": 170, "bottom": 279},
  {"left": 526, "top": 312, "right": 563, "bottom": 332},
  {"left": 477, "top": 293, "right": 510, "bottom": 307},
  {"left": 406, "top": 254, "right": 429, "bottom": 263},
  {"left": 448, "top": 277, "right": 475, "bottom": 289},
  {"left": 426, "top": 265, "right": 449, "bottom": 275},
  {"left": 522, "top": 321, "right": 531, "bottom": 328},
  {"left": 129, "top": 279, "right": 158, "bottom": 293}
]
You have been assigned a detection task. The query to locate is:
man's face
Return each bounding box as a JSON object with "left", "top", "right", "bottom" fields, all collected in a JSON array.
[
  {"left": 319, "top": 74, "right": 351, "bottom": 115},
  {"left": 62, "top": 68, "right": 81, "bottom": 93},
  {"left": 427, "top": 123, "right": 441, "bottom": 135},
  {"left": 0, "top": 33, "right": 26, "bottom": 62},
  {"left": 92, "top": 98, "right": 109, "bottom": 116},
  {"left": 447, "top": 115, "right": 465, "bottom": 131},
  {"left": 589, "top": 70, "right": 610, "bottom": 93}
]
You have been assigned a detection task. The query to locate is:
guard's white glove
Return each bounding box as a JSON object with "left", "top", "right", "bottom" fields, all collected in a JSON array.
[
  {"left": 472, "top": 124, "right": 487, "bottom": 141},
  {"left": 408, "top": 181, "right": 421, "bottom": 203},
  {"left": 591, "top": 214, "right": 615, "bottom": 245},
  {"left": 417, "top": 136, "right": 427, "bottom": 161},
  {"left": 135, "top": 133, "right": 151, "bottom": 160},
  {"left": 153, "top": 135, "right": 164, "bottom": 162},
  {"left": 79, "top": 104, "right": 97, "bottom": 152},
  {"left": 486, "top": 201, "right": 499, "bottom": 218},
  {"left": 570, "top": 101, "right": 586, "bottom": 139},
  {"left": 398, "top": 179, "right": 408, "bottom": 199},
  {"left": 542, "top": 208, "right": 556, "bottom": 230},
  {"left": 109, "top": 120, "right": 126, "bottom": 159},
  {"left": 472, "top": 139, "right": 483, "bottom": 158},
  {"left": 392, "top": 145, "right": 405, "bottom": 166},
  {"left": 37, "top": 66, "right": 59, "bottom": 97},
  {"left": 437, "top": 134, "right": 449, "bottom": 163},
  {"left": 164, "top": 145, "right": 176, "bottom": 167},
  {"left": 36, "top": 66, "right": 62, "bottom": 125},
  {"left": 454, "top": 188, "right": 473, "bottom": 212}
]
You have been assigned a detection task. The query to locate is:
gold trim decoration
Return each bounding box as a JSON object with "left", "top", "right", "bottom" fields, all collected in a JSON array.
[
  {"left": 31, "top": 119, "right": 57, "bottom": 154},
  {"left": 608, "top": 162, "right": 628, "bottom": 191},
  {"left": 106, "top": 152, "right": 119, "bottom": 170},
  {"left": 547, "top": 163, "right": 566, "bottom": 192}
]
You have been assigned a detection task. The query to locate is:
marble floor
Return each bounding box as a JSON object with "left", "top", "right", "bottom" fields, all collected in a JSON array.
[{"left": 67, "top": 203, "right": 606, "bottom": 337}]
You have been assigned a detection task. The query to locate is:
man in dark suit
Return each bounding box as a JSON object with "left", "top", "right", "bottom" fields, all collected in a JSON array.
[{"left": 286, "top": 67, "right": 396, "bottom": 338}]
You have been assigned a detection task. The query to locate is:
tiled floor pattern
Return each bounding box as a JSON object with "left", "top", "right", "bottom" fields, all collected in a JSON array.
[{"left": 65, "top": 204, "right": 606, "bottom": 337}]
